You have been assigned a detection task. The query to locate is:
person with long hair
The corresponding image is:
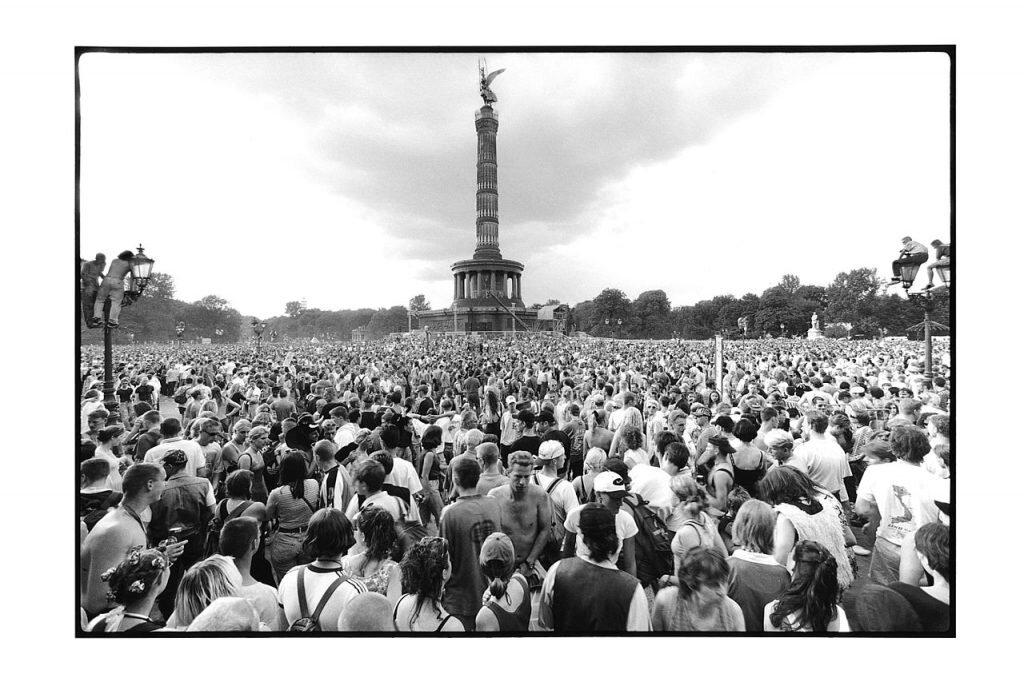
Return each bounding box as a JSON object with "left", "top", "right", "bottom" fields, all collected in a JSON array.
[
  {"left": 480, "top": 388, "right": 503, "bottom": 439},
  {"left": 726, "top": 499, "right": 791, "bottom": 631},
  {"left": 236, "top": 425, "right": 271, "bottom": 503},
  {"left": 759, "top": 467, "right": 855, "bottom": 591},
  {"left": 94, "top": 425, "right": 129, "bottom": 492},
  {"left": 475, "top": 532, "right": 531, "bottom": 632},
  {"left": 764, "top": 540, "right": 849, "bottom": 632},
  {"left": 165, "top": 554, "right": 242, "bottom": 629},
  {"left": 393, "top": 536, "right": 464, "bottom": 632},
  {"left": 265, "top": 451, "right": 319, "bottom": 582},
  {"left": 86, "top": 547, "right": 171, "bottom": 632},
  {"left": 211, "top": 385, "right": 241, "bottom": 431},
  {"left": 660, "top": 475, "right": 728, "bottom": 588},
  {"left": 341, "top": 506, "right": 402, "bottom": 603},
  {"left": 652, "top": 546, "right": 744, "bottom": 631},
  {"left": 417, "top": 425, "right": 447, "bottom": 527}
]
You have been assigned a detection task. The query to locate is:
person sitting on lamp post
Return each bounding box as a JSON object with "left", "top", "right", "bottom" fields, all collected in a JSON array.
[
  {"left": 91, "top": 249, "right": 134, "bottom": 328},
  {"left": 889, "top": 236, "right": 928, "bottom": 286},
  {"left": 924, "top": 240, "right": 951, "bottom": 290},
  {"left": 81, "top": 253, "right": 105, "bottom": 328}
]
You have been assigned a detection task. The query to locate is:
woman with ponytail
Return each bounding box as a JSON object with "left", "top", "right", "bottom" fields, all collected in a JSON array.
[
  {"left": 764, "top": 540, "right": 849, "bottom": 632},
  {"left": 475, "top": 532, "right": 531, "bottom": 632},
  {"left": 660, "top": 475, "right": 728, "bottom": 588},
  {"left": 342, "top": 505, "right": 402, "bottom": 604}
]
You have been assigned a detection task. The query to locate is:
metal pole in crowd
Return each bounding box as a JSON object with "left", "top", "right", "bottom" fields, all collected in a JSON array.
[{"left": 714, "top": 334, "right": 724, "bottom": 399}]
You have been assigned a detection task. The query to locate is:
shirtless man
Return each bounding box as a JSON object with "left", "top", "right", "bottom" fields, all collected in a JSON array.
[
  {"left": 80, "top": 463, "right": 185, "bottom": 619},
  {"left": 487, "top": 450, "right": 551, "bottom": 581},
  {"left": 91, "top": 249, "right": 134, "bottom": 328}
]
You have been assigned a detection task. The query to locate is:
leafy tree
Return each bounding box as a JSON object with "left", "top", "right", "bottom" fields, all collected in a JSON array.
[
  {"left": 285, "top": 300, "right": 306, "bottom": 318},
  {"left": 367, "top": 306, "right": 409, "bottom": 338},
  {"left": 824, "top": 324, "right": 850, "bottom": 339},
  {"left": 591, "top": 288, "right": 632, "bottom": 337},
  {"left": 825, "top": 268, "right": 884, "bottom": 324},
  {"left": 143, "top": 272, "right": 175, "bottom": 300},
  {"left": 633, "top": 290, "right": 672, "bottom": 338},
  {"left": 779, "top": 274, "right": 801, "bottom": 295},
  {"left": 196, "top": 295, "right": 229, "bottom": 311},
  {"left": 409, "top": 294, "right": 431, "bottom": 313}
]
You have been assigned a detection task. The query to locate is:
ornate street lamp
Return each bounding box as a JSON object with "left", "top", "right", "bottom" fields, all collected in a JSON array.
[
  {"left": 99, "top": 245, "right": 155, "bottom": 419},
  {"left": 251, "top": 318, "right": 266, "bottom": 355},
  {"left": 899, "top": 268, "right": 949, "bottom": 382}
]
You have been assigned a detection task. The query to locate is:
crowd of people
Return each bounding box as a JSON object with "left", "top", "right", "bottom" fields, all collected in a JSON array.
[{"left": 78, "top": 331, "right": 951, "bottom": 633}]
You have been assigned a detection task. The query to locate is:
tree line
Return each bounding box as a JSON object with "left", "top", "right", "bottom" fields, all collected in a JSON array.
[
  {"left": 82, "top": 267, "right": 949, "bottom": 345},
  {"left": 570, "top": 268, "right": 949, "bottom": 340}
]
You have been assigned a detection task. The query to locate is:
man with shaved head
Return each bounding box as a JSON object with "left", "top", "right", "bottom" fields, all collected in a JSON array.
[{"left": 338, "top": 592, "right": 395, "bottom": 631}]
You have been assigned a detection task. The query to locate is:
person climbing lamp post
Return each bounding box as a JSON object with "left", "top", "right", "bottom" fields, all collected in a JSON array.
[
  {"left": 251, "top": 319, "right": 266, "bottom": 355},
  {"left": 99, "top": 245, "right": 155, "bottom": 419}
]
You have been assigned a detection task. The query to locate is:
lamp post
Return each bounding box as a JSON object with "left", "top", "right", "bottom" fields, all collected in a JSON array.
[
  {"left": 99, "top": 245, "right": 155, "bottom": 419},
  {"left": 251, "top": 319, "right": 266, "bottom": 355},
  {"left": 899, "top": 259, "right": 951, "bottom": 381}
]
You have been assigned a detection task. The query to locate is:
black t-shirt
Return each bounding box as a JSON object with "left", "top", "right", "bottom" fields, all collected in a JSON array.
[
  {"left": 359, "top": 410, "right": 379, "bottom": 430},
  {"left": 509, "top": 435, "right": 542, "bottom": 457},
  {"left": 888, "top": 582, "right": 950, "bottom": 632},
  {"left": 135, "top": 384, "right": 154, "bottom": 402},
  {"left": 415, "top": 396, "right": 435, "bottom": 416},
  {"left": 541, "top": 429, "right": 573, "bottom": 459}
]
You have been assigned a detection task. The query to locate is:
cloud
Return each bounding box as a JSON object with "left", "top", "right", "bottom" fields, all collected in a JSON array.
[{"left": 190, "top": 52, "right": 825, "bottom": 263}]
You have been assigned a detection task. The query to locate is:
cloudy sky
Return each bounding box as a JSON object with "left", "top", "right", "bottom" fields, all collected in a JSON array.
[{"left": 78, "top": 50, "right": 950, "bottom": 318}]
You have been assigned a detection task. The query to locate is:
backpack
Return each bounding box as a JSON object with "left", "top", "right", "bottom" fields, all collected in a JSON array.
[
  {"left": 203, "top": 499, "right": 253, "bottom": 558},
  {"left": 173, "top": 386, "right": 189, "bottom": 405},
  {"left": 287, "top": 566, "right": 364, "bottom": 632},
  {"left": 533, "top": 474, "right": 569, "bottom": 567},
  {"left": 621, "top": 494, "right": 675, "bottom": 587}
]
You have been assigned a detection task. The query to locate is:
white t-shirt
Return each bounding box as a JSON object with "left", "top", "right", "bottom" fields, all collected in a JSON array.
[
  {"left": 143, "top": 438, "right": 208, "bottom": 478},
  {"left": 386, "top": 457, "right": 424, "bottom": 496},
  {"left": 563, "top": 505, "right": 638, "bottom": 557},
  {"left": 857, "top": 460, "right": 939, "bottom": 545},
  {"left": 278, "top": 565, "right": 364, "bottom": 632},
  {"left": 796, "top": 438, "right": 851, "bottom": 501},
  {"left": 623, "top": 448, "right": 649, "bottom": 469},
  {"left": 627, "top": 464, "right": 675, "bottom": 518}
]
